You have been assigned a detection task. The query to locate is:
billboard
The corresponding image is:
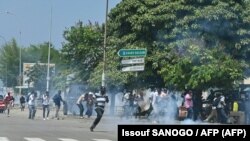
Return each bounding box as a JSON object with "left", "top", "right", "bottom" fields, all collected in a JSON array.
[{"left": 23, "top": 63, "right": 55, "bottom": 87}]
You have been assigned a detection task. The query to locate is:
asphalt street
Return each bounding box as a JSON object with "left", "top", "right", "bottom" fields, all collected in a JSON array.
[
  {"left": 0, "top": 107, "right": 120, "bottom": 141},
  {"left": 0, "top": 105, "right": 216, "bottom": 141}
]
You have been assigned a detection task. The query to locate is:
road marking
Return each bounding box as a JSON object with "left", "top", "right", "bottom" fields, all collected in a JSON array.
[
  {"left": 58, "top": 138, "right": 78, "bottom": 141},
  {"left": 0, "top": 137, "right": 9, "bottom": 141},
  {"left": 92, "top": 139, "right": 112, "bottom": 141},
  {"left": 24, "top": 138, "right": 46, "bottom": 141}
]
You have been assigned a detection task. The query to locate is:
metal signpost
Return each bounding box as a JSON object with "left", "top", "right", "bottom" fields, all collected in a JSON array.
[{"left": 118, "top": 49, "right": 146, "bottom": 93}]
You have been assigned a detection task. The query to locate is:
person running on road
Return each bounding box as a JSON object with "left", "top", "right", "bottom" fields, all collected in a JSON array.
[{"left": 90, "top": 86, "right": 109, "bottom": 132}]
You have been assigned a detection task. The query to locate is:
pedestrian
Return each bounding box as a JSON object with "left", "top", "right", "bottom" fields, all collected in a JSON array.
[
  {"left": 20, "top": 95, "right": 26, "bottom": 111},
  {"left": 4, "top": 92, "right": 15, "bottom": 117},
  {"left": 204, "top": 93, "right": 220, "bottom": 122},
  {"left": 184, "top": 90, "right": 194, "bottom": 120},
  {"left": 53, "top": 90, "right": 64, "bottom": 120},
  {"left": 27, "top": 91, "right": 37, "bottom": 119},
  {"left": 90, "top": 86, "right": 109, "bottom": 132},
  {"left": 85, "top": 92, "right": 95, "bottom": 118},
  {"left": 42, "top": 91, "right": 50, "bottom": 120},
  {"left": 76, "top": 93, "right": 86, "bottom": 118},
  {"left": 216, "top": 93, "right": 228, "bottom": 123}
]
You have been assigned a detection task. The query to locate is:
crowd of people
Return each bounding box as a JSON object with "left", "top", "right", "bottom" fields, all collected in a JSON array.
[
  {"left": 1, "top": 86, "right": 109, "bottom": 132},
  {"left": 120, "top": 88, "right": 245, "bottom": 124},
  {"left": 2, "top": 87, "right": 249, "bottom": 131},
  {"left": 121, "top": 89, "right": 180, "bottom": 123}
]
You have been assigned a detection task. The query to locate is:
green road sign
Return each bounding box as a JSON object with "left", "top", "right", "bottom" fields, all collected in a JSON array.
[{"left": 118, "top": 49, "right": 147, "bottom": 57}]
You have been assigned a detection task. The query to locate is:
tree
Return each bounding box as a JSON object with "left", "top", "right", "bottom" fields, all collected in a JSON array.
[
  {"left": 0, "top": 39, "right": 21, "bottom": 87},
  {"left": 108, "top": 0, "right": 169, "bottom": 89},
  {"left": 155, "top": 0, "right": 250, "bottom": 90},
  {"left": 61, "top": 21, "right": 104, "bottom": 84},
  {"left": 105, "top": 0, "right": 250, "bottom": 121},
  {"left": 22, "top": 42, "right": 61, "bottom": 64},
  {"left": 108, "top": 0, "right": 250, "bottom": 91}
]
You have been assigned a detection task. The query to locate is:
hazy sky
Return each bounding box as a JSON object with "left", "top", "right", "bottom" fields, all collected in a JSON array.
[{"left": 0, "top": 0, "right": 121, "bottom": 49}]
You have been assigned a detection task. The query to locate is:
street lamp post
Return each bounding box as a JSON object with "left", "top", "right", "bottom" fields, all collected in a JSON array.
[
  {"left": 19, "top": 32, "right": 22, "bottom": 95},
  {"left": 46, "top": 6, "right": 53, "bottom": 92},
  {"left": 102, "top": 0, "right": 108, "bottom": 87}
]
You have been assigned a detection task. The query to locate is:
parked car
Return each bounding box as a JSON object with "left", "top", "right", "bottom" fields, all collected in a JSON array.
[{"left": 0, "top": 95, "right": 6, "bottom": 113}]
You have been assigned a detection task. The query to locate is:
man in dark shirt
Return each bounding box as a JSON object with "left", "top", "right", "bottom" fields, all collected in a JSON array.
[
  {"left": 53, "top": 90, "right": 64, "bottom": 120},
  {"left": 20, "top": 95, "right": 25, "bottom": 111}
]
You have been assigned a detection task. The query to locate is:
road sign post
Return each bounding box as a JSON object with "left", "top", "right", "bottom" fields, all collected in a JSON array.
[
  {"left": 118, "top": 49, "right": 147, "bottom": 57},
  {"left": 118, "top": 48, "right": 146, "bottom": 72}
]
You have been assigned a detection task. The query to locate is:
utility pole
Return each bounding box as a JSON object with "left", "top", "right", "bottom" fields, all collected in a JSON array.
[
  {"left": 46, "top": 5, "right": 53, "bottom": 92},
  {"left": 19, "top": 31, "right": 22, "bottom": 95},
  {"left": 102, "top": 0, "right": 108, "bottom": 87}
]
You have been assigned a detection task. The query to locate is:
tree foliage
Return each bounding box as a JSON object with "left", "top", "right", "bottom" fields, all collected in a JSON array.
[
  {"left": 0, "top": 39, "right": 20, "bottom": 87},
  {"left": 155, "top": 0, "right": 250, "bottom": 90},
  {"left": 0, "top": 40, "right": 60, "bottom": 92},
  {"left": 61, "top": 21, "right": 104, "bottom": 83},
  {"left": 108, "top": 0, "right": 250, "bottom": 91},
  {"left": 61, "top": 21, "right": 129, "bottom": 90}
]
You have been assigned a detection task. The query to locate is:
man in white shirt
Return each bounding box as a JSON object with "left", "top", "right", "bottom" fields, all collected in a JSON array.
[
  {"left": 42, "top": 91, "right": 50, "bottom": 120},
  {"left": 28, "top": 91, "right": 36, "bottom": 119}
]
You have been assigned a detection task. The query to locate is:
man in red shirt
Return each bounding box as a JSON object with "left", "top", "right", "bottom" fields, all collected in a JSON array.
[{"left": 4, "top": 92, "right": 14, "bottom": 117}]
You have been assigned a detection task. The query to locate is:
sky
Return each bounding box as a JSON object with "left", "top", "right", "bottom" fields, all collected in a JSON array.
[{"left": 0, "top": 0, "right": 121, "bottom": 49}]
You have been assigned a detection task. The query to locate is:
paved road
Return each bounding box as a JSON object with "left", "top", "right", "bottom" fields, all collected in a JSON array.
[
  {"left": 0, "top": 107, "right": 120, "bottom": 141},
  {"left": 0, "top": 106, "right": 215, "bottom": 141}
]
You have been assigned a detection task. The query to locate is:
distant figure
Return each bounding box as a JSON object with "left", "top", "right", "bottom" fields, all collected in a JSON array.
[
  {"left": 53, "top": 90, "right": 64, "bottom": 120},
  {"left": 20, "top": 95, "right": 26, "bottom": 111},
  {"left": 204, "top": 93, "right": 220, "bottom": 122},
  {"left": 42, "top": 91, "right": 50, "bottom": 120},
  {"left": 184, "top": 90, "right": 193, "bottom": 120},
  {"left": 85, "top": 92, "right": 95, "bottom": 118},
  {"left": 4, "top": 92, "right": 15, "bottom": 117},
  {"left": 216, "top": 93, "right": 228, "bottom": 123},
  {"left": 90, "top": 86, "right": 109, "bottom": 132}
]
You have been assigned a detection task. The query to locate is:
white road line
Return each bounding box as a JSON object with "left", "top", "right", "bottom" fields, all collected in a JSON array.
[
  {"left": 0, "top": 137, "right": 9, "bottom": 141},
  {"left": 24, "top": 138, "right": 46, "bottom": 141},
  {"left": 58, "top": 138, "right": 79, "bottom": 141},
  {"left": 92, "top": 139, "right": 112, "bottom": 141}
]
